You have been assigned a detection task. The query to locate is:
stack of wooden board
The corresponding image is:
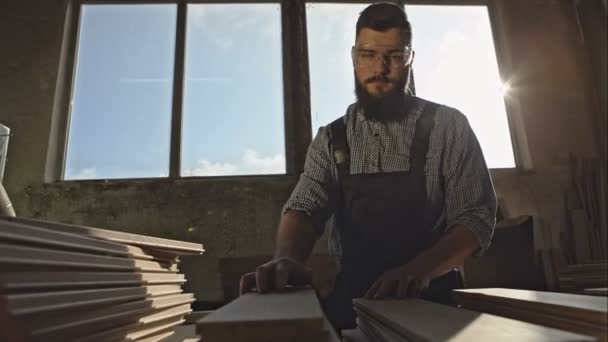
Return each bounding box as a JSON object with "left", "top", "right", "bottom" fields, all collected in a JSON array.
[
  {"left": 353, "top": 298, "right": 596, "bottom": 342},
  {"left": 559, "top": 263, "right": 608, "bottom": 292},
  {"left": 0, "top": 216, "right": 204, "bottom": 342},
  {"left": 452, "top": 288, "right": 608, "bottom": 341},
  {"left": 195, "top": 288, "right": 339, "bottom": 342}
]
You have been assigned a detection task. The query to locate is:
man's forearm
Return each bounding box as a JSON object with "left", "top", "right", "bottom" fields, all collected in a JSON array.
[
  {"left": 408, "top": 224, "right": 480, "bottom": 279},
  {"left": 274, "top": 210, "right": 317, "bottom": 263}
]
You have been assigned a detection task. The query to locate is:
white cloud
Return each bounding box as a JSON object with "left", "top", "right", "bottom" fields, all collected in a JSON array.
[
  {"left": 66, "top": 167, "right": 97, "bottom": 180},
  {"left": 188, "top": 4, "right": 280, "bottom": 50},
  {"left": 183, "top": 148, "right": 285, "bottom": 176}
]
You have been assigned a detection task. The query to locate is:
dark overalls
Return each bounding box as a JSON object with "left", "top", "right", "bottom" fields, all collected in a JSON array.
[{"left": 322, "top": 102, "right": 463, "bottom": 331}]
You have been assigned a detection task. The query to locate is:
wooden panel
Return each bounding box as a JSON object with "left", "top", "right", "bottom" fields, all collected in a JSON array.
[
  {"left": 6, "top": 285, "right": 183, "bottom": 315},
  {"left": 0, "top": 243, "right": 177, "bottom": 272},
  {"left": 354, "top": 298, "right": 594, "bottom": 342},
  {"left": 584, "top": 288, "right": 608, "bottom": 296},
  {"left": 453, "top": 288, "right": 608, "bottom": 341},
  {"left": 0, "top": 272, "right": 185, "bottom": 291},
  {"left": 355, "top": 309, "right": 408, "bottom": 342},
  {"left": 0, "top": 220, "right": 131, "bottom": 256},
  {"left": 133, "top": 330, "right": 175, "bottom": 342},
  {"left": 3, "top": 216, "right": 203, "bottom": 254},
  {"left": 196, "top": 288, "right": 326, "bottom": 342},
  {"left": 455, "top": 296, "right": 607, "bottom": 340},
  {"left": 72, "top": 317, "right": 187, "bottom": 342},
  {"left": 29, "top": 295, "right": 194, "bottom": 338},
  {"left": 342, "top": 328, "right": 373, "bottom": 342},
  {"left": 452, "top": 288, "right": 607, "bottom": 325}
]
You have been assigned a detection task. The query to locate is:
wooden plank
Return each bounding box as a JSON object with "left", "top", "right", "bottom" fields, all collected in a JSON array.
[
  {"left": 353, "top": 298, "right": 594, "bottom": 342},
  {"left": 3, "top": 216, "right": 203, "bottom": 254},
  {"left": 29, "top": 294, "right": 194, "bottom": 338},
  {"left": 0, "top": 220, "right": 132, "bottom": 256},
  {"left": 355, "top": 309, "right": 408, "bottom": 342},
  {"left": 342, "top": 328, "right": 372, "bottom": 342},
  {"left": 6, "top": 285, "right": 183, "bottom": 315},
  {"left": 0, "top": 220, "right": 179, "bottom": 262},
  {"left": 72, "top": 317, "right": 187, "bottom": 342},
  {"left": 196, "top": 288, "right": 325, "bottom": 341},
  {"left": 452, "top": 288, "right": 607, "bottom": 326},
  {"left": 132, "top": 330, "right": 175, "bottom": 342},
  {"left": 455, "top": 296, "right": 607, "bottom": 341},
  {"left": 584, "top": 288, "right": 608, "bottom": 296},
  {"left": 0, "top": 243, "right": 177, "bottom": 272},
  {"left": 0, "top": 272, "right": 185, "bottom": 291}
]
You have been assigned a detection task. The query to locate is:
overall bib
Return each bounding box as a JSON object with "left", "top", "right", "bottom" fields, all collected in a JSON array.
[{"left": 322, "top": 102, "right": 463, "bottom": 331}]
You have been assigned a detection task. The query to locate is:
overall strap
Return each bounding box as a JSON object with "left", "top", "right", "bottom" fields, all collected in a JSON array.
[
  {"left": 409, "top": 101, "right": 439, "bottom": 219},
  {"left": 329, "top": 117, "right": 350, "bottom": 254}
]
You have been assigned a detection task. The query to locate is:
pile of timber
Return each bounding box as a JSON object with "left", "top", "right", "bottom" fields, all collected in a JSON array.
[
  {"left": 559, "top": 263, "right": 608, "bottom": 292},
  {"left": 0, "top": 216, "right": 204, "bottom": 342},
  {"left": 195, "top": 288, "right": 339, "bottom": 342},
  {"left": 452, "top": 288, "right": 608, "bottom": 341},
  {"left": 562, "top": 155, "right": 607, "bottom": 264},
  {"left": 352, "top": 298, "right": 596, "bottom": 342}
]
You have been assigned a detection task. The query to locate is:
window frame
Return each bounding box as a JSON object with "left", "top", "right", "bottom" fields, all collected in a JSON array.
[{"left": 51, "top": 0, "right": 530, "bottom": 183}]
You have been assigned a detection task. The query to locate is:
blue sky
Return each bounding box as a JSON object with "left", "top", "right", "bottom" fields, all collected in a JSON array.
[{"left": 65, "top": 3, "right": 514, "bottom": 180}]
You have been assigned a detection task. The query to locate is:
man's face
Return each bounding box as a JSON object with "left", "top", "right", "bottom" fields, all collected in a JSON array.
[{"left": 353, "top": 28, "right": 413, "bottom": 98}]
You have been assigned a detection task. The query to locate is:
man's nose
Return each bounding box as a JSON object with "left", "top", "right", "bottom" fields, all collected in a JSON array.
[{"left": 371, "top": 56, "right": 390, "bottom": 75}]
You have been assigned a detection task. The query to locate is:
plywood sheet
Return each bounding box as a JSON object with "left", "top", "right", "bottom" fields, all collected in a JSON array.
[
  {"left": 29, "top": 294, "right": 194, "bottom": 338},
  {"left": 0, "top": 243, "right": 177, "bottom": 272},
  {"left": 196, "top": 288, "right": 325, "bottom": 341},
  {"left": 3, "top": 217, "right": 203, "bottom": 254},
  {"left": 452, "top": 288, "right": 607, "bottom": 326},
  {"left": 6, "top": 285, "right": 183, "bottom": 315},
  {"left": 73, "top": 317, "right": 187, "bottom": 342},
  {"left": 0, "top": 272, "right": 185, "bottom": 291},
  {"left": 354, "top": 298, "right": 594, "bottom": 342}
]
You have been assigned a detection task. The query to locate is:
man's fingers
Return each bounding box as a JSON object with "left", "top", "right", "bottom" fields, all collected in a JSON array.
[
  {"left": 274, "top": 262, "right": 289, "bottom": 291},
  {"left": 365, "top": 280, "right": 381, "bottom": 299},
  {"left": 374, "top": 279, "right": 396, "bottom": 299},
  {"left": 256, "top": 265, "right": 272, "bottom": 293},
  {"left": 239, "top": 272, "right": 257, "bottom": 295},
  {"left": 397, "top": 277, "right": 411, "bottom": 298}
]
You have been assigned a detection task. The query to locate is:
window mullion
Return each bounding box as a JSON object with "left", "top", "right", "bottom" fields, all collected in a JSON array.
[
  {"left": 169, "top": 0, "right": 187, "bottom": 179},
  {"left": 282, "top": 0, "right": 312, "bottom": 175}
]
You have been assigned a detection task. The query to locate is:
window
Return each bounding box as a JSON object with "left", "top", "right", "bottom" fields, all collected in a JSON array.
[
  {"left": 64, "top": 3, "right": 284, "bottom": 180},
  {"left": 306, "top": 4, "right": 516, "bottom": 169},
  {"left": 65, "top": 4, "right": 177, "bottom": 180},
  {"left": 182, "top": 4, "right": 284, "bottom": 177},
  {"left": 61, "top": 1, "right": 519, "bottom": 181}
]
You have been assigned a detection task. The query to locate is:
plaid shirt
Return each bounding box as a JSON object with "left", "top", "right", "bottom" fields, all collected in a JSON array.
[{"left": 283, "top": 96, "right": 497, "bottom": 256}]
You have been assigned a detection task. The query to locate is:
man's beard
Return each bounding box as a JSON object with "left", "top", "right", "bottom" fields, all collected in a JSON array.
[{"left": 354, "top": 68, "right": 411, "bottom": 122}]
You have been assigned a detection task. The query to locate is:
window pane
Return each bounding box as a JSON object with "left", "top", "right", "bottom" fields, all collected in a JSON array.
[
  {"left": 306, "top": 4, "right": 515, "bottom": 169},
  {"left": 307, "top": 3, "right": 369, "bottom": 134},
  {"left": 65, "top": 5, "right": 176, "bottom": 180},
  {"left": 408, "top": 6, "right": 515, "bottom": 168},
  {"left": 182, "top": 4, "right": 285, "bottom": 176}
]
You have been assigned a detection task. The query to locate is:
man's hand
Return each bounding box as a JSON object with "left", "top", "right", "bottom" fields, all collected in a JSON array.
[
  {"left": 364, "top": 263, "right": 432, "bottom": 299},
  {"left": 239, "top": 257, "right": 313, "bottom": 295}
]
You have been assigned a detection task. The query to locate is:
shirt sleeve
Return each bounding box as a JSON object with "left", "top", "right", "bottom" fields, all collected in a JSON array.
[
  {"left": 282, "top": 125, "right": 338, "bottom": 237},
  {"left": 442, "top": 110, "right": 497, "bottom": 256}
]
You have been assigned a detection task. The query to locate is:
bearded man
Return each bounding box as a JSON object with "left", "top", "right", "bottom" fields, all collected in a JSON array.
[{"left": 240, "top": 2, "right": 497, "bottom": 332}]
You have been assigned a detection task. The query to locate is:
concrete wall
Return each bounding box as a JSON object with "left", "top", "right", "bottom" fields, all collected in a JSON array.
[{"left": 0, "top": 0, "right": 604, "bottom": 300}]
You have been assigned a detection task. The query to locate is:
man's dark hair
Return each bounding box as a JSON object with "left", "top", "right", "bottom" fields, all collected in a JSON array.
[{"left": 356, "top": 3, "right": 412, "bottom": 44}]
